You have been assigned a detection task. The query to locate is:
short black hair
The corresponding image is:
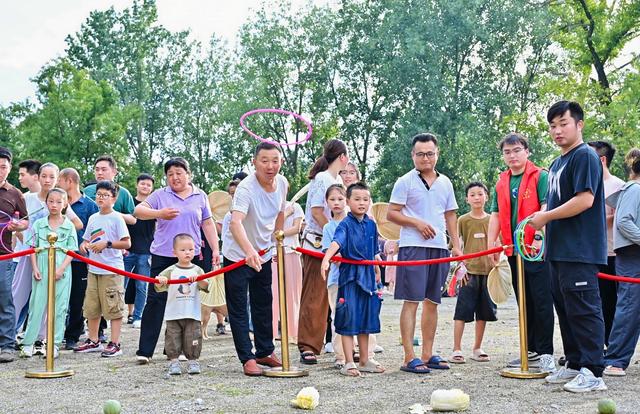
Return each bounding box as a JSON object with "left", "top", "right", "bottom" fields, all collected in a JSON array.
[
  {"left": 254, "top": 142, "right": 281, "bottom": 157},
  {"left": 18, "top": 160, "right": 42, "bottom": 175},
  {"left": 173, "top": 233, "right": 194, "bottom": 247},
  {"left": 465, "top": 181, "right": 488, "bottom": 195},
  {"left": 587, "top": 141, "right": 616, "bottom": 168},
  {"left": 164, "top": 157, "right": 191, "bottom": 175},
  {"left": 547, "top": 100, "right": 584, "bottom": 123},
  {"left": 95, "top": 180, "right": 119, "bottom": 198},
  {"left": 0, "top": 147, "right": 12, "bottom": 163},
  {"left": 232, "top": 171, "right": 248, "bottom": 181},
  {"left": 411, "top": 133, "right": 438, "bottom": 148},
  {"left": 227, "top": 179, "right": 240, "bottom": 192},
  {"left": 498, "top": 132, "right": 529, "bottom": 151},
  {"left": 346, "top": 181, "right": 370, "bottom": 199},
  {"left": 137, "top": 173, "right": 155, "bottom": 184},
  {"left": 95, "top": 155, "right": 117, "bottom": 169}
]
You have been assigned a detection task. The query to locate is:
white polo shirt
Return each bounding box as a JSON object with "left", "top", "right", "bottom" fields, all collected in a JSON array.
[
  {"left": 222, "top": 173, "right": 288, "bottom": 262},
  {"left": 389, "top": 170, "right": 458, "bottom": 249}
]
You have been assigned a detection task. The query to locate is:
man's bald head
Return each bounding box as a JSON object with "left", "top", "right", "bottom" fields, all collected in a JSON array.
[{"left": 60, "top": 168, "right": 81, "bottom": 184}]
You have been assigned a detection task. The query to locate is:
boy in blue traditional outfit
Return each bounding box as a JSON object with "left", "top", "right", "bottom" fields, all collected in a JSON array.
[{"left": 321, "top": 182, "right": 384, "bottom": 377}]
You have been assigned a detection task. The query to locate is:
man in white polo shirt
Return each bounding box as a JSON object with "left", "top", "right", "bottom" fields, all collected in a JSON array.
[
  {"left": 223, "top": 142, "right": 288, "bottom": 377},
  {"left": 387, "top": 133, "right": 461, "bottom": 374}
]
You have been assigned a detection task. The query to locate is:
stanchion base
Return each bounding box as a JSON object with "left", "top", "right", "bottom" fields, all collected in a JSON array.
[
  {"left": 500, "top": 367, "right": 547, "bottom": 379},
  {"left": 25, "top": 369, "right": 75, "bottom": 379},
  {"left": 263, "top": 366, "right": 309, "bottom": 378}
]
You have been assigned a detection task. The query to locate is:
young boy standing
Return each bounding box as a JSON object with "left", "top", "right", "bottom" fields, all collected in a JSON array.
[
  {"left": 321, "top": 182, "right": 384, "bottom": 377},
  {"left": 74, "top": 181, "right": 131, "bottom": 357},
  {"left": 156, "top": 234, "right": 208, "bottom": 375},
  {"left": 450, "top": 182, "right": 496, "bottom": 364}
]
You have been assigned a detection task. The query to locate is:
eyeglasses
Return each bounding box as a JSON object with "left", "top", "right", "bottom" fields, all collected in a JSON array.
[
  {"left": 502, "top": 147, "right": 525, "bottom": 157},
  {"left": 414, "top": 151, "right": 437, "bottom": 159},
  {"left": 95, "top": 193, "right": 113, "bottom": 199}
]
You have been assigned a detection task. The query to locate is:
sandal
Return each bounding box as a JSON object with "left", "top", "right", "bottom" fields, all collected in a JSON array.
[
  {"left": 300, "top": 351, "right": 318, "bottom": 365},
  {"left": 603, "top": 365, "right": 626, "bottom": 376},
  {"left": 425, "top": 355, "right": 450, "bottom": 369},
  {"left": 470, "top": 349, "right": 490, "bottom": 362},
  {"left": 340, "top": 361, "right": 361, "bottom": 377},
  {"left": 358, "top": 359, "right": 385, "bottom": 373},
  {"left": 400, "top": 357, "right": 431, "bottom": 374},
  {"left": 449, "top": 350, "right": 466, "bottom": 364}
]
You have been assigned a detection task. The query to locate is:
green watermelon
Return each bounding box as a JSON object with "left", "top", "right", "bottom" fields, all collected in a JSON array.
[{"left": 103, "top": 400, "right": 122, "bottom": 414}]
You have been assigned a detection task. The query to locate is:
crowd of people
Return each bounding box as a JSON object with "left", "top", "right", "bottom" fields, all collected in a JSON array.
[{"left": 0, "top": 100, "right": 639, "bottom": 394}]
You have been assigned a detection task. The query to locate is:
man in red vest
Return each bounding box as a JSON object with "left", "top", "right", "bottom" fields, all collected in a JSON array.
[{"left": 487, "top": 132, "right": 555, "bottom": 372}]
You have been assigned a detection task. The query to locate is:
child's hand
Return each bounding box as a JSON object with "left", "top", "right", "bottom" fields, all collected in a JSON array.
[
  {"left": 375, "top": 266, "right": 381, "bottom": 285},
  {"left": 188, "top": 275, "right": 198, "bottom": 283},
  {"left": 79, "top": 242, "right": 89, "bottom": 255},
  {"left": 88, "top": 241, "right": 108, "bottom": 253},
  {"left": 55, "top": 267, "right": 65, "bottom": 281},
  {"left": 33, "top": 269, "right": 42, "bottom": 281},
  {"left": 320, "top": 259, "right": 330, "bottom": 281},
  {"left": 460, "top": 274, "right": 470, "bottom": 287},
  {"left": 157, "top": 276, "right": 169, "bottom": 286}
]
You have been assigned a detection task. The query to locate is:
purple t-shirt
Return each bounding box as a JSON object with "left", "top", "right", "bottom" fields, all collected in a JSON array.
[{"left": 145, "top": 185, "right": 212, "bottom": 257}]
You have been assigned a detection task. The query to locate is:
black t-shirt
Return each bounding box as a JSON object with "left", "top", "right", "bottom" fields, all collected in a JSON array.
[
  {"left": 546, "top": 143, "right": 606, "bottom": 265},
  {"left": 128, "top": 197, "right": 155, "bottom": 254}
]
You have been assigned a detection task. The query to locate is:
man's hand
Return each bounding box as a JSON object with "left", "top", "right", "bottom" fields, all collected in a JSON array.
[
  {"left": 158, "top": 208, "right": 180, "bottom": 220},
  {"left": 245, "top": 248, "right": 262, "bottom": 272},
  {"left": 211, "top": 250, "right": 220, "bottom": 267},
  {"left": 415, "top": 220, "right": 436, "bottom": 240},
  {"left": 527, "top": 211, "right": 549, "bottom": 231},
  {"left": 88, "top": 240, "right": 108, "bottom": 253}
]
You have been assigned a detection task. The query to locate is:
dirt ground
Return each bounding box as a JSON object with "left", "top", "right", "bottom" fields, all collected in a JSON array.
[{"left": 1, "top": 295, "right": 638, "bottom": 414}]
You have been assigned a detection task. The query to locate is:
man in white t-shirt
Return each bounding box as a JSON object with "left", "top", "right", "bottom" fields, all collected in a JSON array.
[
  {"left": 388, "top": 133, "right": 461, "bottom": 374},
  {"left": 222, "top": 142, "right": 288, "bottom": 376},
  {"left": 587, "top": 141, "right": 625, "bottom": 347}
]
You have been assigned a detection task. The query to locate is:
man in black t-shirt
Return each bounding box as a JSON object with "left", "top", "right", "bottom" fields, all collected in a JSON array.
[
  {"left": 124, "top": 174, "right": 156, "bottom": 327},
  {"left": 529, "top": 101, "right": 607, "bottom": 393}
]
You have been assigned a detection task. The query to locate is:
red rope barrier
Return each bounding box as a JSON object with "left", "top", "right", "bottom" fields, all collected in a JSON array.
[
  {"left": 0, "top": 248, "right": 36, "bottom": 262},
  {"left": 66, "top": 250, "right": 267, "bottom": 283},
  {"left": 295, "top": 245, "right": 507, "bottom": 266},
  {"left": 598, "top": 272, "right": 640, "bottom": 284}
]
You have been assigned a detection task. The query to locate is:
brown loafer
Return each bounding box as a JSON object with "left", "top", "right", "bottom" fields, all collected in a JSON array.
[
  {"left": 243, "top": 359, "right": 263, "bottom": 376},
  {"left": 256, "top": 353, "right": 282, "bottom": 368}
]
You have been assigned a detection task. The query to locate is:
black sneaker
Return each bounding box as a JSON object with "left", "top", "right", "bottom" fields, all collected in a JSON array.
[
  {"left": 101, "top": 342, "right": 122, "bottom": 357},
  {"left": 33, "top": 340, "right": 45, "bottom": 356},
  {"left": 216, "top": 323, "right": 226, "bottom": 335},
  {"left": 127, "top": 316, "right": 134, "bottom": 324}
]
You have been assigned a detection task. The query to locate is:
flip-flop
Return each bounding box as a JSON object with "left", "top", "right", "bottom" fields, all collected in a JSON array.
[
  {"left": 449, "top": 350, "right": 466, "bottom": 364},
  {"left": 400, "top": 357, "right": 431, "bottom": 374},
  {"left": 470, "top": 349, "right": 490, "bottom": 362},
  {"left": 340, "top": 361, "right": 361, "bottom": 377},
  {"left": 358, "top": 359, "right": 385, "bottom": 373},
  {"left": 425, "top": 355, "right": 450, "bottom": 369},
  {"left": 300, "top": 351, "right": 317, "bottom": 365},
  {"left": 603, "top": 365, "right": 626, "bottom": 376}
]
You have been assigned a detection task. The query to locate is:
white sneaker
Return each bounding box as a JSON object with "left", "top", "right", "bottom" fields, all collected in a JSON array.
[
  {"left": 563, "top": 368, "right": 608, "bottom": 393},
  {"left": 178, "top": 354, "right": 188, "bottom": 362},
  {"left": 324, "top": 343, "right": 334, "bottom": 353},
  {"left": 538, "top": 354, "right": 556, "bottom": 373},
  {"left": 132, "top": 320, "right": 141, "bottom": 329},
  {"left": 545, "top": 363, "right": 580, "bottom": 383},
  {"left": 20, "top": 345, "right": 34, "bottom": 358},
  {"left": 136, "top": 355, "right": 150, "bottom": 365},
  {"left": 41, "top": 345, "right": 59, "bottom": 359}
]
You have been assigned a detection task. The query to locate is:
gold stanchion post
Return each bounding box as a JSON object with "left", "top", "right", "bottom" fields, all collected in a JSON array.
[
  {"left": 500, "top": 254, "right": 546, "bottom": 379},
  {"left": 26, "top": 232, "right": 75, "bottom": 379},
  {"left": 263, "top": 231, "right": 308, "bottom": 377}
]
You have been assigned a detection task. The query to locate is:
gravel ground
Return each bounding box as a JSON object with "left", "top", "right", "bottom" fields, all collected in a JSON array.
[{"left": 1, "top": 295, "right": 638, "bottom": 414}]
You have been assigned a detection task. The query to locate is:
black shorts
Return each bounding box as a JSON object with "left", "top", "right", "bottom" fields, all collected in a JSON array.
[{"left": 453, "top": 274, "right": 497, "bottom": 322}]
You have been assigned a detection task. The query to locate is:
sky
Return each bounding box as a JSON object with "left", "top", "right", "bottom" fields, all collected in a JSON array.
[{"left": 0, "top": 0, "right": 333, "bottom": 106}]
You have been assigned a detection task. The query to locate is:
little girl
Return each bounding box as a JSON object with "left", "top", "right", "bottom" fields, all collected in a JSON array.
[
  {"left": 20, "top": 188, "right": 78, "bottom": 358},
  {"left": 383, "top": 240, "right": 398, "bottom": 295}
]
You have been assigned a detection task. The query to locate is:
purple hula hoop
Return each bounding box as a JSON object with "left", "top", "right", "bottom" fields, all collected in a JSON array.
[{"left": 240, "top": 108, "right": 313, "bottom": 146}]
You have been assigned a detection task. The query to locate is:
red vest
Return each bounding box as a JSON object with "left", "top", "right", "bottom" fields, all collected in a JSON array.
[{"left": 496, "top": 160, "right": 542, "bottom": 255}]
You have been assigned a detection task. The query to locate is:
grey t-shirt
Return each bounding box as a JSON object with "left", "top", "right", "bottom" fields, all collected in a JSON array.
[{"left": 222, "top": 173, "right": 288, "bottom": 262}]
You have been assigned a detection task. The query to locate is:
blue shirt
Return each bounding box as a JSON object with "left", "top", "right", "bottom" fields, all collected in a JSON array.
[
  {"left": 332, "top": 212, "right": 379, "bottom": 293},
  {"left": 70, "top": 194, "right": 99, "bottom": 242},
  {"left": 546, "top": 143, "right": 607, "bottom": 264},
  {"left": 322, "top": 218, "right": 342, "bottom": 287}
]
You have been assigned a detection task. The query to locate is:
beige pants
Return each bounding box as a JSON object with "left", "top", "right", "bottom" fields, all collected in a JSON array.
[{"left": 327, "top": 285, "right": 377, "bottom": 362}]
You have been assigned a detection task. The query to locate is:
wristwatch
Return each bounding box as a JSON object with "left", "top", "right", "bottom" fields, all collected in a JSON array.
[{"left": 106, "top": 241, "right": 113, "bottom": 248}]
